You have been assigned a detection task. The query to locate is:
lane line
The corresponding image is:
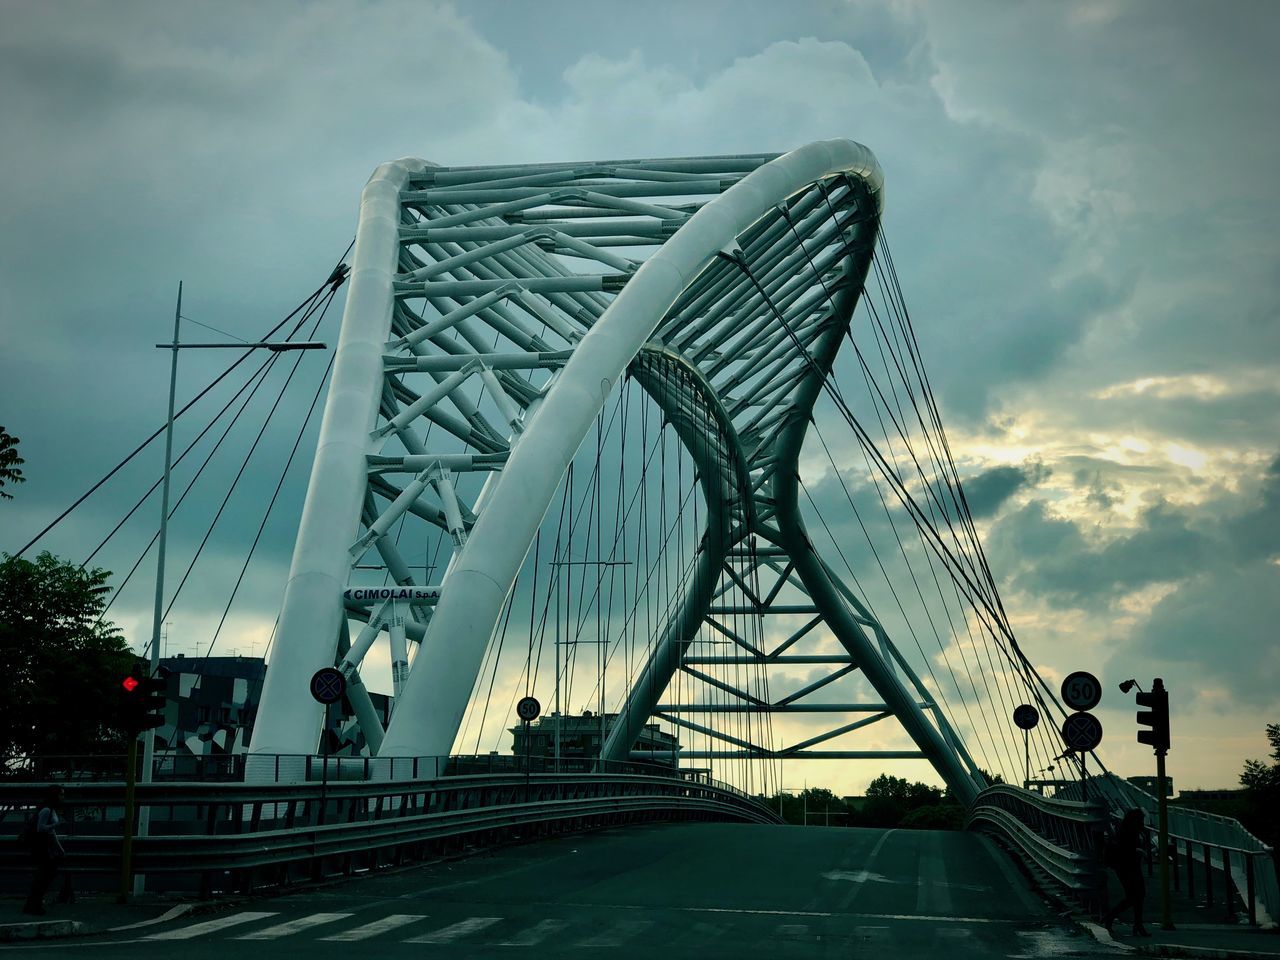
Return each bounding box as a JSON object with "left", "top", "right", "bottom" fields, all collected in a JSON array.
[
  {"left": 576, "top": 919, "right": 653, "bottom": 946},
  {"left": 144, "top": 911, "right": 279, "bottom": 940},
  {"left": 837, "top": 828, "right": 896, "bottom": 911},
  {"left": 497, "top": 919, "right": 568, "bottom": 946},
  {"left": 232, "top": 912, "right": 352, "bottom": 940},
  {"left": 405, "top": 916, "right": 501, "bottom": 944},
  {"left": 319, "top": 913, "right": 428, "bottom": 941}
]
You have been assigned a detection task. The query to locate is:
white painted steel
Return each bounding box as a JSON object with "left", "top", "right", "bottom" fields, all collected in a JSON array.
[
  {"left": 250, "top": 159, "right": 428, "bottom": 762},
  {"left": 251, "top": 140, "right": 985, "bottom": 801},
  {"left": 379, "top": 140, "right": 877, "bottom": 758}
]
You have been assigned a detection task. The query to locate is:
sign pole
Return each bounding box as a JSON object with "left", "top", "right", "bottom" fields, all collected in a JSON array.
[
  {"left": 523, "top": 718, "right": 532, "bottom": 797},
  {"left": 1158, "top": 749, "right": 1173, "bottom": 929},
  {"left": 1024, "top": 732, "right": 1034, "bottom": 793}
]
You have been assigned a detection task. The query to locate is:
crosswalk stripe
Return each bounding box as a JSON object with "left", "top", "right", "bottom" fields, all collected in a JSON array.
[
  {"left": 576, "top": 919, "right": 653, "bottom": 946},
  {"left": 498, "top": 919, "right": 568, "bottom": 946},
  {"left": 145, "top": 911, "right": 279, "bottom": 940},
  {"left": 319, "top": 913, "right": 429, "bottom": 941},
  {"left": 232, "top": 912, "right": 353, "bottom": 940},
  {"left": 405, "top": 916, "right": 502, "bottom": 944}
]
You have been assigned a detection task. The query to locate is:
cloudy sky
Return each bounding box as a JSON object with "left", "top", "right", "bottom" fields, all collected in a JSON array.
[{"left": 2, "top": 0, "right": 1277, "bottom": 795}]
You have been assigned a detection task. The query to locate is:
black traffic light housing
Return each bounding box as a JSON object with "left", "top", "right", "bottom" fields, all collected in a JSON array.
[
  {"left": 121, "top": 659, "right": 169, "bottom": 734},
  {"left": 1135, "top": 677, "right": 1170, "bottom": 755}
]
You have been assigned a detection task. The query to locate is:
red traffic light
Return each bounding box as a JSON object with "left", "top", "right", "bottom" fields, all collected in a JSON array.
[{"left": 122, "top": 676, "right": 140, "bottom": 693}]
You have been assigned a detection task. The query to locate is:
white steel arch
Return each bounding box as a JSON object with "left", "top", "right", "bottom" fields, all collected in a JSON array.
[{"left": 249, "top": 140, "right": 982, "bottom": 802}]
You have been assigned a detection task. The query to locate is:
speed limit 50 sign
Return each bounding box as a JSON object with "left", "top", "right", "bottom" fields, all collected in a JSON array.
[{"left": 1061, "top": 671, "right": 1102, "bottom": 712}]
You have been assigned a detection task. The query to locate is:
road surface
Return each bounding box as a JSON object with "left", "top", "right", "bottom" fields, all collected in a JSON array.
[{"left": 25, "top": 823, "right": 1115, "bottom": 958}]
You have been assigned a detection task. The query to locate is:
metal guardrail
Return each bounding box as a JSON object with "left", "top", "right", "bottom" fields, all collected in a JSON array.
[
  {"left": 966, "top": 784, "right": 1107, "bottom": 911},
  {"left": 1078, "top": 773, "right": 1279, "bottom": 928},
  {"left": 1, "top": 765, "right": 781, "bottom": 895}
]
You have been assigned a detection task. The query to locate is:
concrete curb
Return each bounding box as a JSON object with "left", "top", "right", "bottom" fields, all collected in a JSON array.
[
  {"left": 1130, "top": 944, "right": 1280, "bottom": 960},
  {"left": 0, "top": 919, "right": 86, "bottom": 942}
]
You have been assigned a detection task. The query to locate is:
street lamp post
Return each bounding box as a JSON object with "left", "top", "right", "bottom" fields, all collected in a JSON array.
[{"left": 131, "top": 282, "right": 324, "bottom": 896}]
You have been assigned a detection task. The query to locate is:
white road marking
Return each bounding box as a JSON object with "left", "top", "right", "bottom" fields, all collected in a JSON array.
[
  {"left": 497, "top": 919, "right": 568, "bottom": 946},
  {"left": 109, "top": 903, "right": 196, "bottom": 931},
  {"left": 319, "top": 913, "right": 428, "bottom": 941},
  {"left": 232, "top": 912, "right": 352, "bottom": 940},
  {"left": 836, "top": 828, "right": 897, "bottom": 910},
  {"left": 917, "top": 844, "right": 953, "bottom": 915},
  {"left": 405, "top": 916, "right": 501, "bottom": 944},
  {"left": 823, "top": 869, "right": 898, "bottom": 884},
  {"left": 679, "top": 907, "right": 834, "bottom": 917},
  {"left": 775, "top": 923, "right": 810, "bottom": 938},
  {"left": 576, "top": 919, "right": 653, "bottom": 946},
  {"left": 144, "top": 911, "right": 279, "bottom": 940}
]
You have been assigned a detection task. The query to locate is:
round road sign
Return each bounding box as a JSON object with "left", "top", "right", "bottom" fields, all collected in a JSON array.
[
  {"left": 1013, "top": 704, "right": 1040, "bottom": 730},
  {"left": 1061, "top": 711, "right": 1103, "bottom": 752},
  {"left": 1061, "top": 671, "right": 1103, "bottom": 712},
  {"left": 310, "top": 667, "right": 347, "bottom": 705},
  {"left": 516, "top": 696, "right": 541, "bottom": 723}
]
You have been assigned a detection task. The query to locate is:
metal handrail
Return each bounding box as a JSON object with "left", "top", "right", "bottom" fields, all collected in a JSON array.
[
  {"left": 967, "top": 784, "right": 1107, "bottom": 911},
  {"left": 0, "top": 767, "right": 781, "bottom": 895}
]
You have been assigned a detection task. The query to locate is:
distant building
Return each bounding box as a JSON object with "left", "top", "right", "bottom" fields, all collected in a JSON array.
[
  {"left": 1127, "top": 775, "right": 1175, "bottom": 797},
  {"left": 509, "top": 711, "right": 680, "bottom": 766},
  {"left": 151, "top": 654, "right": 390, "bottom": 761},
  {"left": 1176, "top": 788, "right": 1243, "bottom": 803}
]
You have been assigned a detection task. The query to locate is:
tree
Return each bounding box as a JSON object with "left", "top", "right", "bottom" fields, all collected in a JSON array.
[
  {"left": 1238, "top": 722, "right": 1280, "bottom": 847},
  {"left": 1, "top": 552, "right": 136, "bottom": 767},
  {"left": 863, "top": 773, "right": 954, "bottom": 828},
  {"left": 0, "top": 426, "right": 24, "bottom": 500}
]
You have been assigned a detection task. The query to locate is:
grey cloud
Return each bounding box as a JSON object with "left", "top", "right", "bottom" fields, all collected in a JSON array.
[
  {"left": 962, "top": 460, "right": 1048, "bottom": 518},
  {"left": 1123, "top": 561, "right": 1280, "bottom": 706}
]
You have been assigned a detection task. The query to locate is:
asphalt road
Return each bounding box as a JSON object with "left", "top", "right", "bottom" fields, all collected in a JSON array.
[{"left": 20, "top": 823, "right": 1115, "bottom": 959}]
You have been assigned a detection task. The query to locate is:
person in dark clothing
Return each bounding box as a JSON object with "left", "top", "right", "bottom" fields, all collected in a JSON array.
[
  {"left": 1103, "top": 808, "right": 1150, "bottom": 937},
  {"left": 22, "top": 785, "right": 66, "bottom": 916}
]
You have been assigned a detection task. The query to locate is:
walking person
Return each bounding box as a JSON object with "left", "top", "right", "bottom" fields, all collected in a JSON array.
[
  {"left": 1103, "top": 808, "right": 1150, "bottom": 937},
  {"left": 22, "top": 785, "right": 66, "bottom": 916}
]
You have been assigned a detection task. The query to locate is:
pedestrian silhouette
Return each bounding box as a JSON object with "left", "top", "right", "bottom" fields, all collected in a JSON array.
[
  {"left": 22, "top": 785, "right": 66, "bottom": 916},
  {"left": 1103, "top": 808, "right": 1150, "bottom": 937}
]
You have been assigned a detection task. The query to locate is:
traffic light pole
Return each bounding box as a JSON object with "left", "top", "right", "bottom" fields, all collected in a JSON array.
[
  {"left": 117, "top": 736, "right": 137, "bottom": 903},
  {"left": 1157, "top": 748, "right": 1172, "bottom": 930}
]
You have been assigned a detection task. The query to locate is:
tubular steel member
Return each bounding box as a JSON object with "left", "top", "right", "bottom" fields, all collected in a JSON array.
[
  {"left": 378, "top": 141, "right": 881, "bottom": 761},
  {"left": 251, "top": 159, "right": 429, "bottom": 770},
  {"left": 252, "top": 141, "right": 983, "bottom": 802}
]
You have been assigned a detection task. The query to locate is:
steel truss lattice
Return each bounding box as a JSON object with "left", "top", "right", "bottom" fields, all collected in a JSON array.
[{"left": 249, "top": 140, "right": 983, "bottom": 802}]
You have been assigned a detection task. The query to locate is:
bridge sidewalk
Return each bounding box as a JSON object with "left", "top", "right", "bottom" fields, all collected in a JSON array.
[
  {"left": 0, "top": 892, "right": 213, "bottom": 943},
  {"left": 1084, "top": 869, "right": 1280, "bottom": 959}
]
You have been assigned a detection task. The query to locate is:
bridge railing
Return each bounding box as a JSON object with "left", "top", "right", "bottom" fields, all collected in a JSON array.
[
  {"left": 1079, "top": 773, "right": 1278, "bottom": 928},
  {"left": 966, "top": 784, "right": 1107, "bottom": 912},
  {"left": 0, "top": 763, "right": 781, "bottom": 895}
]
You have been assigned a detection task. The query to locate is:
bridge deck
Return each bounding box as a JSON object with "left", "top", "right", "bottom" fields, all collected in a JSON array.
[{"left": 65, "top": 823, "right": 1088, "bottom": 959}]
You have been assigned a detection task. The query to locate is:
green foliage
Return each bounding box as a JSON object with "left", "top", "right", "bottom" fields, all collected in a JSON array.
[
  {"left": 863, "top": 773, "right": 953, "bottom": 828},
  {"left": 0, "top": 427, "right": 24, "bottom": 500},
  {"left": 1238, "top": 722, "right": 1280, "bottom": 846},
  {"left": 1, "top": 552, "right": 135, "bottom": 766},
  {"left": 768, "top": 775, "right": 965, "bottom": 830}
]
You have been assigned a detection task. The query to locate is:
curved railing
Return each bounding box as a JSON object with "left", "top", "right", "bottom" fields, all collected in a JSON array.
[
  {"left": 0, "top": 761, "right": 780, "bottom": 895},
  {"left": 966, "top": 784, "right": 1107, "bottom": 910}
]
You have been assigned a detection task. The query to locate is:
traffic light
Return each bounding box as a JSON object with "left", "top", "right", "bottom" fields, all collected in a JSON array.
[
  {"left": 1135, "top": 677, "right": 1170, "bottom": 755},
  {"left": 121, "top": 661, "right": 169, "bottom": 734}
]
